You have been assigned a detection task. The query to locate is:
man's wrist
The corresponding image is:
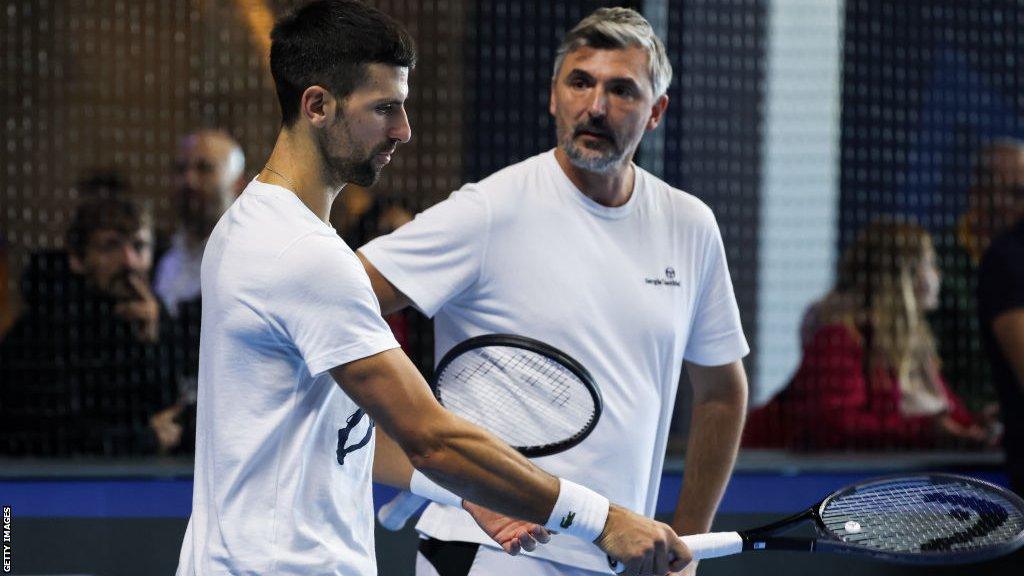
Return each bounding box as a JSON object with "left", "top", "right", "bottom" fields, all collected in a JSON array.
[{"left": 544, "top": 478, "right": 609, "bottom": 542}]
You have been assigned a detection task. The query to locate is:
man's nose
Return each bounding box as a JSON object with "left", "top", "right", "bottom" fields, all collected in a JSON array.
[
  {"left": 586, "top": 89, "right": 608, "bottom": 118},
  {"left": 391, "top": 107, "right": 412, "bottom": 144}
]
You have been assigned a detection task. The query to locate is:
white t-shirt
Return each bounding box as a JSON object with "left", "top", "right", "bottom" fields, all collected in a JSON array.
[
  {"left": 176, "top": 180, "right": 400, "bottom": 575},
  {"left": 154, "top": 229, "right": 204, "bottom": 316},
  {"left": 361, "top": 149, "right": 749, "bottom": 572}
]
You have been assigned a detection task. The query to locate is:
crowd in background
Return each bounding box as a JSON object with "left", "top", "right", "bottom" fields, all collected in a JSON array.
[
  {"left": 1, "top": 133, "right": 1022, "bottom": 490},
  {"left": 0, "top": 128, "right": 435, "bottom": 458}
]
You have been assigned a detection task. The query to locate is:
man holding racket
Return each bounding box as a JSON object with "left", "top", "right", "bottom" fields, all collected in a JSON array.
[
  {"left": 360, "top": 7, "right": 749, "bottom": 576},
  {"left": 176, "top": 2, "right": 689, "bottom": 575}
]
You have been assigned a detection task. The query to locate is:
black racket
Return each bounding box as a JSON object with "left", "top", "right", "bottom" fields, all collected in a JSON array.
[
  {"left": 610, "top": 473, "right": 1024, "bottom": 572},
  {"left": 378, "top": 334, "right": 602, "bottom": 530}
]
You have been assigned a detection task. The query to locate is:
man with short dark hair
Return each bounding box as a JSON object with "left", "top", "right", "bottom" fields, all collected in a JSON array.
[
  {"left": 0, "top": 197, "right": 180, "bottom": 456},
  {"left": 176, "top": 2, "right": 689, "bottom": 575}
]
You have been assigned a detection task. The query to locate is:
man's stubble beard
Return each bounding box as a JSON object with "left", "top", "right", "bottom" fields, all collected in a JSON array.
[
  {"left": 558, "top": 124, "right": 625, "bottom": 174},
  {"left": 317, "top": 119, "right": 382, "bottom": 188}
]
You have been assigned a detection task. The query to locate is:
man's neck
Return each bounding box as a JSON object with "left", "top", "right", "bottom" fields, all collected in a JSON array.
[
  {"left": 553, "top": 146, "right": 635, "bottom": 208},
  {"left": 258, "top": 128, "right": 344, "bottom": 223}
]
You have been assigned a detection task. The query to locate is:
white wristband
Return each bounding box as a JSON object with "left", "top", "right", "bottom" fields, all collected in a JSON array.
[
  {"left": 545, "top": 478, "right": 609, "bottom": 542},
  {"left": 409, "top": 470, "right": 463, "bottom": 508}
]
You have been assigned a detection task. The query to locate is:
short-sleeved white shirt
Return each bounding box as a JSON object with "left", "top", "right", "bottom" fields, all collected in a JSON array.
[
  {"left": 176, "top": 180, "right": 400, "bottom": 575},
  {"left": 361, "top": 149, "right": 749, "bottom": 571}
]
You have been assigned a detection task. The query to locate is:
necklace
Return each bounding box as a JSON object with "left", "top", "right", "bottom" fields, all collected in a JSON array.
[{"left": 263, "top": 164, "right": 297, "bottom": 189}]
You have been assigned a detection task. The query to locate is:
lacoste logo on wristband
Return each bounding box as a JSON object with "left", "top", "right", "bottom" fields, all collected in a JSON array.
[{"left": 560, "top": 511, "right": 576, "bottom": 529}]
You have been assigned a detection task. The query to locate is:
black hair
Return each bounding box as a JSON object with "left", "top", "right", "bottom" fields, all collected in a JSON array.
[{"left": 270, "top": 0, "right": 417, "bottom": 126}]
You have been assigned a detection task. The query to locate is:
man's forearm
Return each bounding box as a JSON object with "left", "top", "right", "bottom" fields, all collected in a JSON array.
[
  {"left": 671, "top": 395, "right": 745, "bottom": 534},
  {"left": 373, "top": 428, "right": 415, "bottom": 489},
  {"left": 407, "top": 412, "right": 561, "bottom": 524},
  {"left": 331, "top": 350, "right": 561, "bottom": 524}
]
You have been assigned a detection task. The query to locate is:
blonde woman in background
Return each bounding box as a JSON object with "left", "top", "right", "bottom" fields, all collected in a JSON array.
[{"left": 745, "top": 220, "right": 998, "bottom": 450}]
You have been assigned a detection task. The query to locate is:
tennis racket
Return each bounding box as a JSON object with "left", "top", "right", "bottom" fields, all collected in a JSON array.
[
  {"left": 377, "top": 333, "right": 603, "bottom": 531},
  {"left": 610, "top": 473, "right": 1024, "bottom": 572}
]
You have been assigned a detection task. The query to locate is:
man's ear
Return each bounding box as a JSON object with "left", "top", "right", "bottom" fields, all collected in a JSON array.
[
  {"left": 300, "top": 85, "right": 336, "bottom": 128},
  {"left": 549, "top": 77, "right": 559, "bottom": 117},
  {"left": 646, "top": 94, "right": 669, "bottom": 131}
]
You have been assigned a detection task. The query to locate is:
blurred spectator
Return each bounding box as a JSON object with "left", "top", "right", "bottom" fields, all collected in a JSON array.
[
  {"left": 745, "top": 220, "right": 997, "bottom": 450},
  {"left": 150, "top": 130, "right": 244, "bottom": 454},
  {"left": 978, "top": 211, "right": 1024, "bottom": 494},
  {"left": 351, "top": 199, "right": 434, "bottom": 373},
  {"left": 15, "top": 171, "right": 137, "bottom": 329},
  {"left": 932, "top": 139, "right": 1024, "bottom": 409},
  {"left": 155, "top": 130, "right": 245, "bottom": 320},
  {"left": 0, "top": 198, "right": 182, "bottom": 456}
]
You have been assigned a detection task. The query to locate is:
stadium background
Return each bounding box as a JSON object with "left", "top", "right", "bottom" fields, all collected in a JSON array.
[{"left": 1, "top": 0, "right": 1022, "bottom": 574}]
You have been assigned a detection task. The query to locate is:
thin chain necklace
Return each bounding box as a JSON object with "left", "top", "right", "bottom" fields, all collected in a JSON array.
[{"left": 263, "top": 164, "right": 297, "bottom": 189}]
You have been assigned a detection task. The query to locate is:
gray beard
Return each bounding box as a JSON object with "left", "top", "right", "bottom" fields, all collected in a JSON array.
[{"left": 560, "top": 135, "right": 622, "bottom": 173}]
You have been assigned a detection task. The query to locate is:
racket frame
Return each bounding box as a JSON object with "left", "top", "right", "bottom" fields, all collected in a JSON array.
[{"left": 432, "top": 333, "right": 603, "bottom": 458}]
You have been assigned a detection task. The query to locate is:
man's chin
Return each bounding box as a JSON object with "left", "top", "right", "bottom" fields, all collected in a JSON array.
[{"left": 564, "top": 147, "right": 619, "bottom": 172}]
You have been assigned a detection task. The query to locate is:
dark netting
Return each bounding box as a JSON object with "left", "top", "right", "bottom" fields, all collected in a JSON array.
[{"left": 1, "top": 0, "right": 1022, "bottom": 459}]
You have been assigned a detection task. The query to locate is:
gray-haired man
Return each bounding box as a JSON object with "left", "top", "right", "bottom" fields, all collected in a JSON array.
[{"left": 361, "top": 8, "right": 749, "bottom": 576}]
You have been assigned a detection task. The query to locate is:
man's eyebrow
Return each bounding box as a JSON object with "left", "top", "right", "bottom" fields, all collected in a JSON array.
[
  {"left": 565, "top": 68, "right": 642, "bottom": 87},
  {"left": 565, "top": 68, "right": 595, "bottom": 80}
]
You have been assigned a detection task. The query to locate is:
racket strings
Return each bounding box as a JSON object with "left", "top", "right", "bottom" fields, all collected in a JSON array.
[
  {"left": 437, "top": 346, "right": 596, "bottom": 450},
  {"left": 820, "top": 478, "right": 1024, "bottom": 554}
]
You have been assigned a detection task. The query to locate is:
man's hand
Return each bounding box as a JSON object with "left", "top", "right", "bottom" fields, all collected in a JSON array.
[
  {"left": 597, "top": 505, "right": 691, "bottom": 576},
  {"left": 114, "top": 274, "right": 161, "bottom": 343},
  {"left": 463, "top": 500, "right": 550, "bottom": 555},
  {"left": 150, "top": 404, "right": 184, "bottom": 454}
]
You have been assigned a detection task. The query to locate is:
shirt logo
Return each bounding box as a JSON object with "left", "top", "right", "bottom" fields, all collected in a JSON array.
[
  {"left": 337, "top": 408, "right": 374, "bottom": 466},
  {"left": 560, "top": 511, "right": 576, "bottom": 529},
  {"left": 645, "top": 266, "right": 681, "bottom": 287}
]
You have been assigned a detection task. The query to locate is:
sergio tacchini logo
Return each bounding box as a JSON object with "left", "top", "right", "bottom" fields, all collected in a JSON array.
[{"left": 644, "top": 266, "right": 681, "bottom": 287}]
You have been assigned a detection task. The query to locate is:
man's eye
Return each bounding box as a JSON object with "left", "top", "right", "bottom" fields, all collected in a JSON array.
[{"left": 376, "top": 104, "right": 395, "bottom": 114}]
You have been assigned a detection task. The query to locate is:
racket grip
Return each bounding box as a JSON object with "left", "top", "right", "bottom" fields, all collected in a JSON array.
[
  {"left": 377, "top": 491, "right": 428, "bottom": 531},
  {"left": 680, "top": 532, "right": 744, "bottom": 560},
  {"left": 609, "top": 532, "right": 743, "bottom": 573}
]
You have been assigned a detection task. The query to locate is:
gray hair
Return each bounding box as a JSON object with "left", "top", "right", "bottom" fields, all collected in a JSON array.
[{"left": 552, "top": 7, "right": 673, "bottom": 97}]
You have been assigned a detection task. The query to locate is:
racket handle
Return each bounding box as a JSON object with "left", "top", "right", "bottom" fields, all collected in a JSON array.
[
  {"left": 377, "top": 491, "right": 427, "bottom": 531},
  {"left": 680, "top": 532, "right": 744, "bottom": 560},
  {"left": 610, "top": 532, "right": 743, "bottom": 573}
]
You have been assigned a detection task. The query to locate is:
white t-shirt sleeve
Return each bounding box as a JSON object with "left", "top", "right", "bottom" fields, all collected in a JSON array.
[
  {"left": 268, "top": 232, "right": 400, "bottom": 377},
  {"left": 359, "top": 187, "right": 490, "bottom": 317},
  {"left": 684, "top": 217, "right": 750, "bottom": 366}
]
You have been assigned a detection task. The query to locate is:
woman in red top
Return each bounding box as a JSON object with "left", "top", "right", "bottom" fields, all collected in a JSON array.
[{"left": 745, "top": 220, "right": 995, "bottom": 450}]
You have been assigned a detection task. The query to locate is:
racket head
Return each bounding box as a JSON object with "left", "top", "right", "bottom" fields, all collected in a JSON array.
[
  {"left": 813, "top": 473, "right": 1024, "bottom": 564},
  {"left": 432, "top": 334, "right": 602, "bottom": 457}
]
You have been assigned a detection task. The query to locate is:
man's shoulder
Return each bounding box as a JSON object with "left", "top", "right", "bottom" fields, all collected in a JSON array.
[
  {"left": 470, "top": 150, "right": 551, "bottom": 194},
  {"left": 640, "top": 171, "right": 717, "bottom": 225}
]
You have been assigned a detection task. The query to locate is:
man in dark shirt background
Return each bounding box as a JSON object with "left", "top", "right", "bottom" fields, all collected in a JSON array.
[
  {"left": 0, "top": 197, "right": 181, "bottom": 456},
  {"left": 978, "top": 175, "right": 1024, "bottom": 495}
]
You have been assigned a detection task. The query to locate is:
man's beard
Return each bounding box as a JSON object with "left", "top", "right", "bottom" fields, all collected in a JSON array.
[
  {"left": 317, "top": 124, "right": 390, "bottom": 188},
  {"left": 559, "top": 121, "right": 624, "bottom": 173}
]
